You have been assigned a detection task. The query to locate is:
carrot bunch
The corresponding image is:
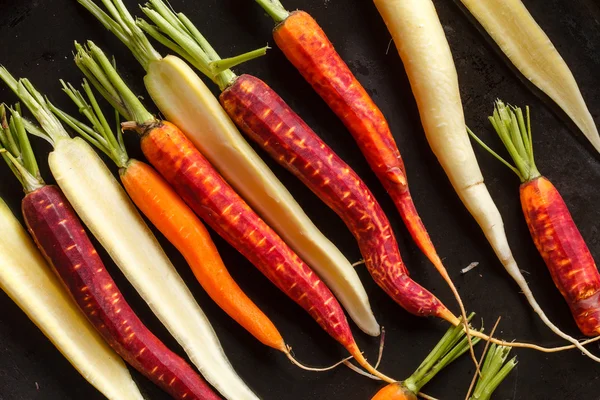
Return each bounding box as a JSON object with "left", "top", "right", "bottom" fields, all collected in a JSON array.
[
  {"left": 0, "top": 103, "right": 219, "bottom": 400},
  {"left": 470, "top": 100, "right": 600, "bottom": 336},
  {"left": 136, "top": 0, "right": 464, "bottom": 329},
  {"left": 73, "top": 41, "right": 393, "bottom": 382}
]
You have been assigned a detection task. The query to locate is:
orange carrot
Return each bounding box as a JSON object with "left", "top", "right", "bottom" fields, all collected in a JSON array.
[
  {"left": 52, "top": 77, "right": 287, "bottom": 353},
  {"left": 122, "top": 160, "right": 287, "bottom": 349}
]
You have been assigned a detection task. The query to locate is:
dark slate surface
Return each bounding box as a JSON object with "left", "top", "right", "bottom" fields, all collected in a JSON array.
[{"left": 0, "top": 0, "right": 599, "bottom": 399}]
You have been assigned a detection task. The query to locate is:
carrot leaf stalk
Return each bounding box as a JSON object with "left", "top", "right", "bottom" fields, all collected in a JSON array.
[
  {"left": 469, "top": 344, "right": 517, "bottom": 400},
  {"left": 468, "top": 100, "right": 540, "bottom": 182},
  {"left": 0, "top": 105, "right": 44, "bottom": 193},
  {"left": 254, "top": 0, "right": 289, "bottom": 23},
  {"left": 404, "top": 313, "right": 481, "bottom": 393},
  {"left": 372, "top": 314, "right": 482, "bottom": 399},
  {"left": 50, "top": 79, "right": 128, "bottom": 168},
  {"left": 138, "top": 0, "right": 268, "bottom": 90}
]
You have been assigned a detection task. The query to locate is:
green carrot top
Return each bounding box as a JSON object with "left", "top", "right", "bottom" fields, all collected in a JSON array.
[
  {"left": 0, "top": 67, "right": 70, "bottom": 147},
  {"left": 0, "top": 104, "right": 45, "bottom": 193},
  {"left": 468, "top": 343, "right": 517, "bottom": 400},
  {"left": 79, "top": 0, "right": 268, "bottom": 91},
  {"left": 254, "top": 0, "right": 290, "bottom": 23},
  {"left": 77, "top": 0, "right": 162, "bottom": 71},
  {"left": 50, "top": 76, "right": 130, "bottom": 169},
  {"left": 468, "top": 100, "right": 541, "bottom": 183},
  {"left": 402, "top": 313, "right": 480, "bottom": 394},
  {"left": 73, "top": 41, "right": 154, "bottom": 129},
  {"left": 137, "top": 0, "right": 268, "bottom": 91}
]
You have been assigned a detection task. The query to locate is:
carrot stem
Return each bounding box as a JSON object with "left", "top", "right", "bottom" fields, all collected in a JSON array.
[
  {"left": 138, "top": 0, "right": 268, "bottom": 90},
  {"left": 254, "top": 0, "right": 290, "bottom": 23},
  {"left": 50, "top": 80, "right": 129, "bottom": 168},
  {"left": 470, "top": 345, "right": 517, "bottom": 400},
  {"left": 0, "top": 106, "right": 45, "bottom": 193},
  {"left": 76, "top": 0, "right": 161, "bottom": 70},
  {"left": 0, "top": 69, "right": 69, "bottom": 145},
  {"left": 404, "top": 314, "right": 480, "bottom": 394}
]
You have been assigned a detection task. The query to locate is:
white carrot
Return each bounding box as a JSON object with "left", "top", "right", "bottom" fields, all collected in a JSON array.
[
  {"left": 372, "top": 0, "right": 600, "bottom": 361},
  {"left": 76, "top": 0, "right": 380, "bottom": 337},
  {"left": 0, "top": 198, "right": 144, "bottom": 400},
  {"left": 0, "top": 69, "right": 260, "bottom": 400},
  {"left": 459, "top": 0, "right": 600, "bottom": 153}
]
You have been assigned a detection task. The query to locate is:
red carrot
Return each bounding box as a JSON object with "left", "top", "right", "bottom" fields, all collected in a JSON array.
[
  {"left": 220, "top": 74, "right": 450, "bottom": 320},
  {"left": 73, "top": 42, "right": 394, "bottom": 382},
  {"left": 0, "top": 105, "right": 220, "bottom": 400},
  {"left": 470, "top": 100, "right": 600, "bottom": 336},
  {"left": 136, "top": 119, "right": 391, "bottom": 381}
]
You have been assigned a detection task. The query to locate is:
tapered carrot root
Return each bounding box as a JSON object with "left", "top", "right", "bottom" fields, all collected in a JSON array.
[
  {"left": 521, "top": 177, "right": 600, "bottom": 336},
  {"left": 220, "top": 74, "right": 449, "bottom": 319},
  {"left": 271, "top": 11, "right": 442, "bottom": 276},
  {"left": 22, "top": 185, "right": 220, "bottom": 400},
  {"left": 121, "top": 159, "right": 287, "bottom": 351},
  {"left": 134, "top": 120, "right": 393, "bottom": 382}
]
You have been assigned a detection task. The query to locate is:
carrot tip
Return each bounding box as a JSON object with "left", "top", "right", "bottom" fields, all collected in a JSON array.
[{"left": 284, "top": 346, "right": 352, "bottom": 372}]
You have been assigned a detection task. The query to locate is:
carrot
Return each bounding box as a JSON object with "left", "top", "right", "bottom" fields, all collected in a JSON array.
[
  {"left": 0, "top": 106, "right": 219, "bottom": 400},
  {"left": 371, "top": 314, "right": 482, "bottom": 400},
  {"left": 470, "top": 101, "right": 600, "bottom": 336},
  {"left": 74, "top": 40, "right": 394, "bottom": 383},
  {"left": 253, "top": 1, "right": 466, "bottom": 322},
  {"left": 220, "top": 73, "right": 452, "bottom": 320},
  {"left": 0, "top": 69, "right": 259, "bottom": 400},
  {"left": 77, "top": 0, "right": 379, "bottom": 338},
  {"left": 371, "top": 0, "right": 600, "bottom": 361},
  {"left": 458, "top": 0, "right": 600, "bottom": 153},
  {"left": 51, "top": 76, "right": 286, "bottom": 355}
]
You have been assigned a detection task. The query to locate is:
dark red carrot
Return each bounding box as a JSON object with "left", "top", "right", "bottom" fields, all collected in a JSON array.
[
  {"left": 23, "top": 186, "right": 220, "bottom": 400},
  {"left": 470, "top": 100, "right": 600, "bottom": 336},
  {"left": 220, "top": 74, "right": 449, "bottom": 320},
  {"left": 0, "top": 106, "right": 220, "bottom": 400}
]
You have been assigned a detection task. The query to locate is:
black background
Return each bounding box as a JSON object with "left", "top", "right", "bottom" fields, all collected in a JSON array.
[{"left": 0, "top": 0, "right": 599, "bottom": 399}]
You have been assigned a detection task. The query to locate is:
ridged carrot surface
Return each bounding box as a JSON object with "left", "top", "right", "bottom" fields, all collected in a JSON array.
[
  {"left": 22, "top": 185, "right": 219, "bottom": 400},
  {"left": 272, "top": 11, "right": 441, "bottom": 269},
  {"left": 220, "top": 74, "right": 448, "bottom": 319},
  {"left": 139, "top": 121, "right": 354, "bottom": 348},
  {"left": 121, "top": 159, "right": 286, "bottom": 351},
  {"left": 521, "top": 176, "right": 600, "bottom": 336}
]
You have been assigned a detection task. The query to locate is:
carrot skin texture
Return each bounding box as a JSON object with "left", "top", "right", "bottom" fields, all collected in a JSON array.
[
  {"left": 521, "top": 176, "right": 600, "bottom": 336},
  {"left": 140, "top": 121, "right": 354, "bottom": 348},
  {"left": 120, "top": 159, "right": 286, "bottom": 351},
  {"left": 371, "top": 383, "right": 416, "bottom": 400},
  {"left": 22, "top": 185, "right": 220, "bottom": 400},
  {"left": 220, "top": 74, "right": 447, "bottom": 318},
  {"left": 272, "top": 11, "right": 440, "bottom": 266}
]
